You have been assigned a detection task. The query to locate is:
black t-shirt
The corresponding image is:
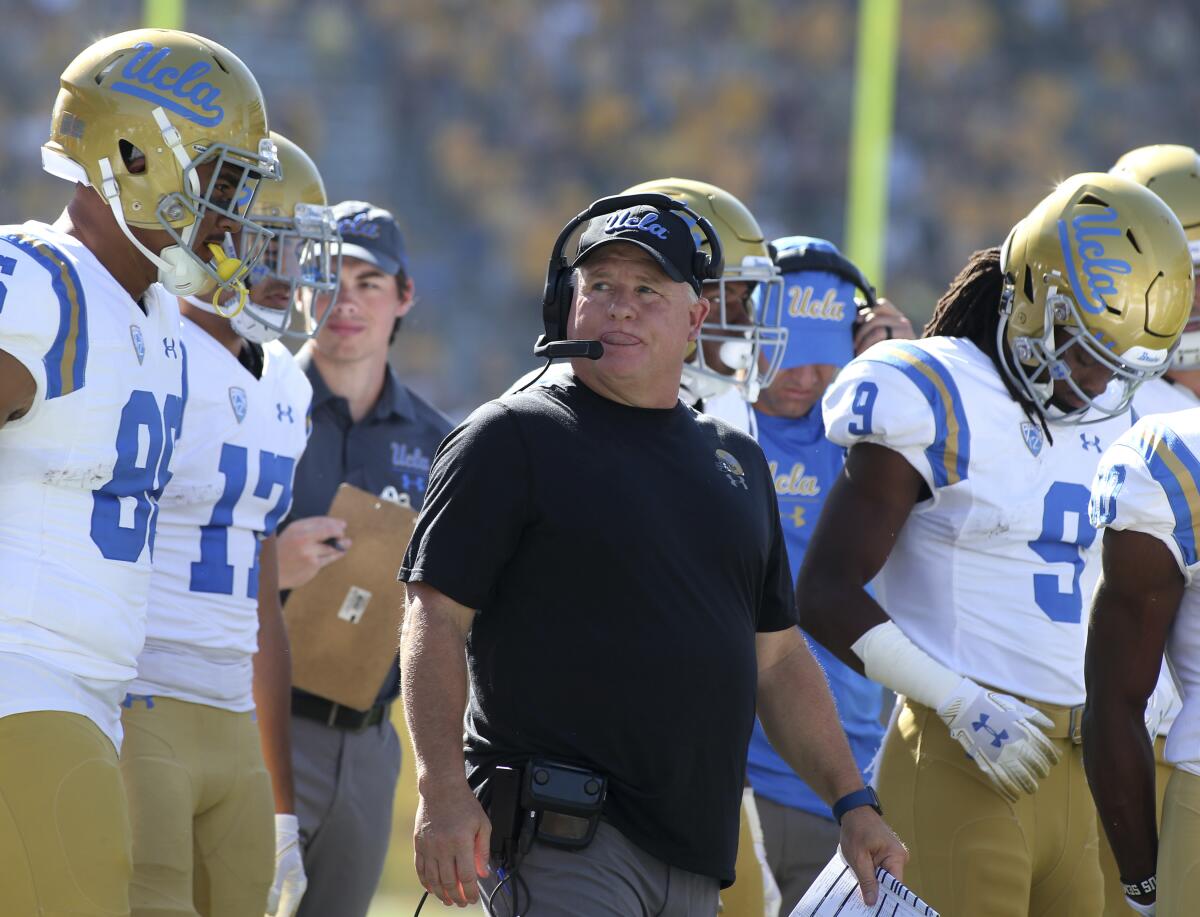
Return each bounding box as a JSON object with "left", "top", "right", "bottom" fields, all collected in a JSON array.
[{"left": 399, "top": 376, "right": 797, "bottom": 884}]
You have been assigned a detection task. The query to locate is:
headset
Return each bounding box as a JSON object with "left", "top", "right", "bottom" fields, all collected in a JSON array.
[
  {"left": 771, "top": 242, "right": 878, "bottom": 313},
  {"left": 534, "top": 192, "right": 726, "bottom": 360}
]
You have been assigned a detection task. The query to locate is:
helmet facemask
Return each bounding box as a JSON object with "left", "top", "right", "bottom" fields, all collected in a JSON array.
[
  {"left": 690, "top": 259, "right": 787, "bottom": 403},
  {"left": 998, "top": 271, "right": 1173, "bottom": 424},
  {"left": 235, "top": 202, "right": 342, "bottom": 341}
]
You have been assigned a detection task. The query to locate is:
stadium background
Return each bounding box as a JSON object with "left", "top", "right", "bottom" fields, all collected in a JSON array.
[{"left": 4, "top": 0, "right": 1199, "bottom": 912}]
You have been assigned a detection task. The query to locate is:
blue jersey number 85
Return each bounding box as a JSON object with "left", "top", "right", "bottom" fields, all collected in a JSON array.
[{"left": 90, "top": 390, "right": 183, "bottom": 562}]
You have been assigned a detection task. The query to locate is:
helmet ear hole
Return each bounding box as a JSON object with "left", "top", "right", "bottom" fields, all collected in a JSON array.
[
  {"left": 1126, "top": 229, "right": 1143, "bottom": 253},
  {"left": 119, "top": 139, "right": 146, "bottom": 174},
  {"left": 1023, "top": 265, "right": 1034, "bottom": 302}
]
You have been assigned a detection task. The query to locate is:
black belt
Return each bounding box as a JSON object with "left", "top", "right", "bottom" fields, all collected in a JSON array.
[{"left": 292, "top": 693, "right": 390, "bottom": 732}]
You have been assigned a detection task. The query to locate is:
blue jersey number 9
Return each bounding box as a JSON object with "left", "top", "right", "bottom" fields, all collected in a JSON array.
[
  {"left": 848, "top": 381, "right": 879, "bottom": 435},
  {"left": 1028, "top": 481, "right": 1097, "bottom": 623}
]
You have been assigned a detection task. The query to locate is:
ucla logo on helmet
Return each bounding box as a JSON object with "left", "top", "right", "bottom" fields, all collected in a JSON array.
[
  {"left": 1057, "top": 206, "right": 1132, "bottom": 316},
  {"left": 109, "top": 42, "right": 225, "bottom": 127}
]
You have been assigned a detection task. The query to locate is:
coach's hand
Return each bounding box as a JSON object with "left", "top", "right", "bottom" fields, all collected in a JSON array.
[
  {"left": 276, "top": 516, "right": 351, "bottom": 590},
  {"left": 414, "top": 778, "right": 491, "bottom": 908},
  {"left": 839, "top": 808, "right": 908, "bottom": 906},
  {"left": 936, "top": 677, "right": 1060, "bottom": 802},
  {"left": 854, "top": 298, "right": 914, "bottom": 354},
  {"left": 265, "top": 814, "right": 306, "bottom": 917}
]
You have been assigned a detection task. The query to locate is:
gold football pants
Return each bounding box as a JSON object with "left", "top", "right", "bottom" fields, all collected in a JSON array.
[
  {"left": 0, "top": 710, "right": 132, "bottom": 916},
  {"left": 1158, "top": 766, "right": 1200, "bottom": 917},
  {"left": 119, "top": 696, "right": 274, "bottom": 917},
  {"left": 876, "top": 697, "right": 1101, "bottom": 917}
]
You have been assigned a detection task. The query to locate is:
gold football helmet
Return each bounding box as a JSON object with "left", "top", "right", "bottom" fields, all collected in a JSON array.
[
  {"left": 1000, "top": 172, "right": 1193, "bottom": 421},
  {"left": 230, "top": 132, "right": 340, "bottom": 343},
  {"left": 623, "top": 178, "right": 785, "bottom": 402},
  {"left": 42, "top": 29, "right": 281, "bottom": 297},
  {"left": 1111, "top": 144, "right": 1200, "bottom": 369}
]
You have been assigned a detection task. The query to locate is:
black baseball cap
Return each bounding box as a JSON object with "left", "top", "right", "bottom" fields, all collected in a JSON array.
[
  {"left": 572, "top": 204, "right": 702, "bottom": 294},
  {"left": 330, "top": 200, "right": 408, "bottom": 275}
]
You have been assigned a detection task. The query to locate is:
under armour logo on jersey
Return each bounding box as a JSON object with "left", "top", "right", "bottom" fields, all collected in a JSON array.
[
  {"left": 229, "top": 386, "right": 248, "bottom": 423},
  {"left": 1080, "top": 433, "right": 1102, "bottom": 453},
  {"left": 789, "top": 505, "right": 807, "bottom": 528},
  {"left": 129, "top": 324, "right": 146, "bottom": 365},
  {"left": 1020, "top": 421, "right": 1043, "bottom": 457},
  {"left": 971, "top": 713, "right": 1009, "bottom": 749},
  {"left": 276, "top": 403, "right": 294, "bottom": 423},
  {"left": 121, "top": 693, "right": 155, "bottom": 709},
  {"left": 163, "top": 337, "right": 178, "bottom": 359}
]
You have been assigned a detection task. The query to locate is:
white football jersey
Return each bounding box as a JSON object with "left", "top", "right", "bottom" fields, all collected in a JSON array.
[
  {"left": 0, "top": 222, "right": 185, "bottom": 749},
  {"left": 1135, "top": 377, "right": 1200, "bottom": 418},
  {"left": 1090, "top": 410, "right": 1200, "bottom": 771},
  {"left": 824, "top": 336, "right": 1131, "bottom": 706},
  {"left": 130, "top": 321, "right": 311, "bottom": 711},
  {"left": 1129, "top": 377, "right": 1196, "bottom": 736}
]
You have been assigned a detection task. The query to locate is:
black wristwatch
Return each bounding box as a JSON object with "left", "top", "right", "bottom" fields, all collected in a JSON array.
[{"left": 832, "top": 786, "right": 882, "bottom": 825}]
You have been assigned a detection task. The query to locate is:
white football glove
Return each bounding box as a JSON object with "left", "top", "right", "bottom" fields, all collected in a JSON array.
[
  {"left": 1125, "top": 896, "right": 1156, "bottom": 916},
  {"left": 266, "top": 814, "right": 307, "bottom": 917},
  {"left": 935, "top": 677, "right": 1060, "bottom": 803}
]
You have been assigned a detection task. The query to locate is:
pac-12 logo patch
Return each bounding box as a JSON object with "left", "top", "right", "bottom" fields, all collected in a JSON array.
[
  {"left": 228, "top": 386, "right": 248, "bottom": 423},
  {"left": 715, "top": 448, "right": 749, "bottom": 490},
  {"left": 129, "top": 324, "right": 146, "bottom": 365},
  {"left": 1020, "top": 421, "right": 1043, "bottom": 457}
]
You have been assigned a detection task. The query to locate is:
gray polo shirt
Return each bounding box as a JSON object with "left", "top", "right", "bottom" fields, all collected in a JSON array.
[{"left": 287, "top": 345, "right": 453, "bottom": 706}]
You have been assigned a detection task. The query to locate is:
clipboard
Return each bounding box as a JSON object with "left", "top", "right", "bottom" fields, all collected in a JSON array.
[{"left": 283, "top": 482, "right": 417, "bottom": 710}]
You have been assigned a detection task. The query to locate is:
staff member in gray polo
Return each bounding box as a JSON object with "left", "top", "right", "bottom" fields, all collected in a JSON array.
[{"left": 276, "top": 200, "right": 452, "bottom": 917}]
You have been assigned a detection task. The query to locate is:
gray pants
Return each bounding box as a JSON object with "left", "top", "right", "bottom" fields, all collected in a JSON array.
[
  {"left": 291, "top": 714, "right": 402, "bottom": 917},
  {"left": 754, "top": 795, "right": 842, "bottom": 915},
  {"left": 480, "top": 820, "right": 719, "bottom": 916}
]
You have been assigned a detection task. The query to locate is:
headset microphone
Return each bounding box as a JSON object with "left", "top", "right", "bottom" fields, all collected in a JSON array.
[{"left": 533, "top": 338, "right": 605, "bottom": 360}]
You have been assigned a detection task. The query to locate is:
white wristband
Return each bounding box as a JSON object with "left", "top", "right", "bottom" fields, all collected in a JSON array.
[{"left": 851, "top": 620, "right": 963, "bottom": 709}]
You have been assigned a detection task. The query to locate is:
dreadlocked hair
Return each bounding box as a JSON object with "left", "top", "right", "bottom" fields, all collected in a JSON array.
[{"left": 923, "top": 246, "right": 1052, "bottom": 442}]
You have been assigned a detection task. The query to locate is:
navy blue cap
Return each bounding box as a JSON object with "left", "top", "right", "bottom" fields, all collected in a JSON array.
[
  {"left": 572, "top": 204, "right": 702, "bottom": 294},
  {"left": 331, "top": 200, "right": 408, "bottom": 275}
]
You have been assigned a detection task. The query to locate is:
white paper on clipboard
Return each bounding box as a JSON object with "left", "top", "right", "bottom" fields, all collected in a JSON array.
[{"left": 790, "top": 846, "right": 939, "bottom": 917}]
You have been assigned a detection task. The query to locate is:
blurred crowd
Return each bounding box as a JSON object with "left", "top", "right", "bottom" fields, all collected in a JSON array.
[{"left": 4, "top": 0, "right": 1200, "bottom": 417}]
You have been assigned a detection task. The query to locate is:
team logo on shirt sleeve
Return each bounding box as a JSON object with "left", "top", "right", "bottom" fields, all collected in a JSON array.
[
  {"left": 715, "top": 449, "right": 749, "bottom": 490},
  {"left": 228, "top": 386, "right": 248, "bottom": 423}
]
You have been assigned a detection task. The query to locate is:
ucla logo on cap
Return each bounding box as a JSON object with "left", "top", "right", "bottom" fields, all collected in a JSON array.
[
  {"left": 1057, "top": 206, "right": 1132, "bottom": 315},
  {"left": 605, "top": 209, "right": 669, "bottom": 240},
  {"left": 339, "top": 213, "right": 380, "bottom": 239},
  {"left": 110, "top": 42, "right": 225, "bottom": 127},
  {"left": 228, "top": 386, "right": 248, "bottom": 423}
]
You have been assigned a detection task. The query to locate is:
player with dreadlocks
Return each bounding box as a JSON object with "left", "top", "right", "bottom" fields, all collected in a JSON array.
[{"left": 796, "top": 172, "right": 1193, "bottom": 917}]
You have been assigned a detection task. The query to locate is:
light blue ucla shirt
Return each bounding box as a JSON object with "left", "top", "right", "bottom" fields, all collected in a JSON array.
[{"left": 746, "top": 404, "right": 885, "bottom": 818}]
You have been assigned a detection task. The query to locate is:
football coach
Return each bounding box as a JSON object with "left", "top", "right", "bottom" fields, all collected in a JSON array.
[{"left": 398, "top": 193, "right": 906, "bottom": 914}]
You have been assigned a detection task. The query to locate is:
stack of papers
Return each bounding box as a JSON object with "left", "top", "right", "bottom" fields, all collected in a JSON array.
[{"left": 790, "top": 848, "right": 939, "bottom": 916}]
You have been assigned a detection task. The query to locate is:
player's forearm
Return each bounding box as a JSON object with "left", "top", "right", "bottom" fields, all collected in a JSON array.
[
  {"left": 400, "top": 589, "right": 472, "bottom": 793},
  {"left": 757, "top": 632, "right": 865, "bottom": 805},
  {"left": 252, "top": 597, "right": 297, "bottom": 814},
  {"left": 797, "top": 567, "right": 889, "bottom": 675},
  {"left": 1082, "top": 698, "right": 1158, "bottom": 884}
]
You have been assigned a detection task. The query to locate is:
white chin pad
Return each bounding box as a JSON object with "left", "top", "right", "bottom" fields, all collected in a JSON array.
[
  {"left": 719, "top": 340, "right": 754, "bottom": 370},
  {"left": 157, "top": 246, "right": 214, "bottom": 297}
]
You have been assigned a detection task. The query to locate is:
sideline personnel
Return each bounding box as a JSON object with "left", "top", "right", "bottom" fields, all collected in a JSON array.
[
  {"left": 399, "top": 194, "right": 906, "bottom": 914},
  {"left": 276, "top": 200, "right": 453, "bottom": 917}
]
